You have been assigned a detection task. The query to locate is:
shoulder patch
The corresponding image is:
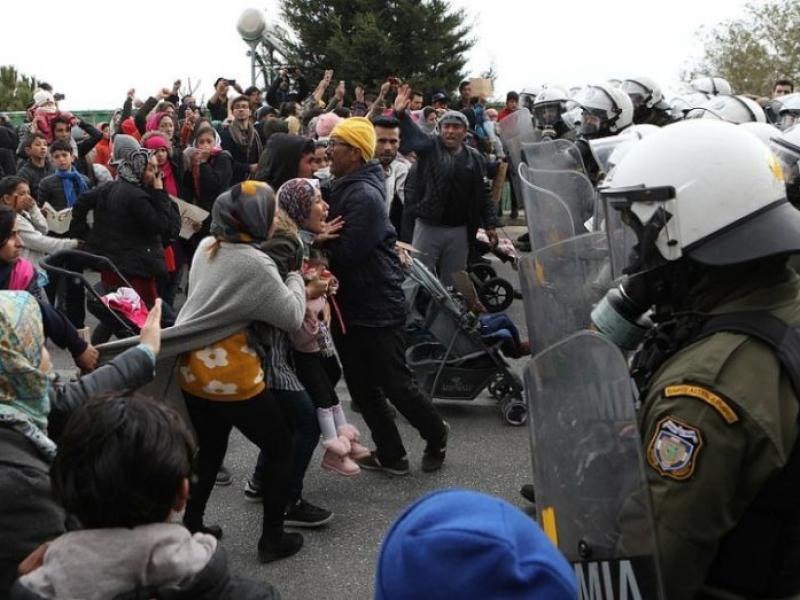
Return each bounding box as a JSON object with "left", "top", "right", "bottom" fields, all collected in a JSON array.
[
  {"left": 664, "top": 384, "right": 739, "bottom": 424},
  {"left": 647, "top": 416, "right": 704, "bottom": 481}
]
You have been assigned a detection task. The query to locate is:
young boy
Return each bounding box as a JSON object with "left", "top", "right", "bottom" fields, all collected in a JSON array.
[
  {"left": 37, "top": 140, "right": 90, "bottom": 211},
  {"left": 11, "top": 395, "right": 281, "bottom": 600},
  {"left": 17, "top": 134, "right": 54, "bottom": 203}
]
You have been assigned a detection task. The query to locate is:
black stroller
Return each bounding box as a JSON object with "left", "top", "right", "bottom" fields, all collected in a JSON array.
[
  {"left": 39, "top": 250, "right": 144, "bottom": 343},
  {"left": 403, "top": 257, "right": 527, "bottom": 426}
]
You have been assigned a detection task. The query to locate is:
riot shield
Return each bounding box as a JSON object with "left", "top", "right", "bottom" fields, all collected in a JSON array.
[
  {"left": 518, "top": 164, "right": 597, "bottom": 251},
  {"left": 518, "top": 232, "right": 612, "bottom": 352},
  {"left": 525, "top": 331, "right": 664, "bottom": 599},
  {"left": 522, "top": 138, "right": 586, "bottom": 172},
  {"left": 497, "top": 108, "right": 540, "bottom": 204}
]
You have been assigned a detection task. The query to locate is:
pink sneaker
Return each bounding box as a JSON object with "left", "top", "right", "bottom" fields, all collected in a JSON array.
[{"left": 321, "top": 449, "right": 361, "bottom": 476}]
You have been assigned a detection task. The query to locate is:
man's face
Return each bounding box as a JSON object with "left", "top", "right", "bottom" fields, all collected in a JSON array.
[
  {"left": 410, "top": 94, "right": 424, "bottom": 111},
  {"left": 0, "top": 219, "right": 23, "bottom": 264},
  {"left": 249, "top": 91, "right": 262, "bottom": 105},
  {"left": 440, "top": 122, "right": 466, "bottom": 150},
  {"left": 374, "top": 126, "right": 400, "bottom": 166},
  {"left": 232, "top": 101, "right": 251, "bottom": 122},
  {"left": 297, "top": 151, "right": 317, "bottom": 179},
  {"left": 53, "top": 122, "right": 70, "bottom": 142},
  {"left": 30, "top": 138, "right": 48, "bottom": 160},
  {"left": 326, "top": 137, "right": 360, "bottom": 177},
  {"left": 775, "top": 84, "right": 793, "bottom": 98},
  {"left": 216, "top": 80, "right": 229, "bottom": 95},
  {"left": 51, "top": 149, "right": 73, "bottom": 171},
  {"left": 461, "top": 85, "right": 471, "bottom": 100}
]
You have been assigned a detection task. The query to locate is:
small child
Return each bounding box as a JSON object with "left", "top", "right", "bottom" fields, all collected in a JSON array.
[
  {"left": 11, "top": 395, "right": 281, "bottom": 600},
  {"left": 277, "top": 178, "right": 370, "bottom": 476}
]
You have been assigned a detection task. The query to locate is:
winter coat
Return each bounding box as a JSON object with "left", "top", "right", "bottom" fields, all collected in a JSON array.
[
  {"left": 326, "top": 161, "right": 406, "bottom": 328},
  {"left": 69, "top": 181, "right": 180, "bottom": 280},
  {"left": 182, "top": 151, "right": 233, "bottom": 214},
  {"left": 398, "top": 112, "right": 497, "bottom": 241},
  {"left": 17, "top": 161, "right": 55, "bottom": 203},
  {"left": 37, "top": 172, "right": 91, "bottom": 211},
  {"left": 219, "top": 125, "right": 261, "bottom": 185},
  {"left": 15, "top": 205, "right": 79, "bottom": 265},
  {"left": 0, "top": 347, "right": 156, "bottom": 597}
]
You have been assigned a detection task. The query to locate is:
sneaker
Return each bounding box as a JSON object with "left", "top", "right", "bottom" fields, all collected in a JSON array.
[
  {"left": 421, "top": 421, "right": 449, "bottom": 473},
  {"left": 356, "top": 452, "right": 410, "bottom": 476},
  {"left": 520, "top": 483, "right": 536, "bottom": 504},
  {"left": 244, "top": 478, "right": 262, "bottom": 503},
  {"left": 284, "top": 498, "right": 333, "bottom": 528},
  {"left": 215, "top": 465, "right": 232, "bottom": 487},
  {"left": 258, "top": 531, "right": 304, "bottom": 563}
]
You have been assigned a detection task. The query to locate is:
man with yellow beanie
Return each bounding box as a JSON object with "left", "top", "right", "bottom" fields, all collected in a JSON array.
[{"left": 323, "top": 117, "right": 449, "bottom": 476}]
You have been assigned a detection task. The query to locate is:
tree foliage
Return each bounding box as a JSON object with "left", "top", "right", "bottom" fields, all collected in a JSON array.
[
  {"left": 278, "top": 0, "right": 474, "bottom": 97},
  {"left": 0, "top": 65, "right": 37, "bottom": 111},
  {"left": 694, "top": 0, "right": 800, "bottom": 96}
]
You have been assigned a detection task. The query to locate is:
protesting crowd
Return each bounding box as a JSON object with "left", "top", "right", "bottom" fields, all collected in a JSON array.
[{"left": 1, "top": 60, "right": 800, "bottom": 599}]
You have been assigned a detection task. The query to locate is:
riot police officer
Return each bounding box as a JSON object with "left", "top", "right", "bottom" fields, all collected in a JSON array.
[
  {"left": 621, "top": 77, "right": 675, "bottom": 126},
  {"left": 591, "top": 119, "right": 800, "bottom": 599},
  {"left": 531, "top": 87, "right": 575, "bottom": 141}
]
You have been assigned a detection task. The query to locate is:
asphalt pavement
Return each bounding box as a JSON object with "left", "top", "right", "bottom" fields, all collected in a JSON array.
[{"left": 51, "top": 222, "right": 534, "bottom": 600}]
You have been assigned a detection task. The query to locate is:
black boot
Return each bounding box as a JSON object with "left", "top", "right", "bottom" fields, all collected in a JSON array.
[
  {"left": 258, "top": 529, "right": 304, "bottom": 563},
  {"left": 184, "top": 517, "right": 223, "bottom": 540}
]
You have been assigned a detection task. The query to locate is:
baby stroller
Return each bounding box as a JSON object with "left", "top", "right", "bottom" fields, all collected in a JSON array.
[
  {"left": 403, "top": 256, "right": 527, "bottom": 426},
  {"left": 39, "top": 250, "right": 145, "bottom": 343},
  {"left": 466, "top": 228, "right": 521, "bottom": 313}
]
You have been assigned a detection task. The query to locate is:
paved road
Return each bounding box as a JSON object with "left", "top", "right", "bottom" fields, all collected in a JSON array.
[{"left": 52, "top": 224, "right": 535, "bottom": 600}]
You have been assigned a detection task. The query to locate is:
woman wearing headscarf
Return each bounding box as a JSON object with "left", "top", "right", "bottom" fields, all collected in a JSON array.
[
  {"left": 182, "top": 125, "right": 233, "bottom": 217},
  {"left": 0, "top": 291, "right": 162, "bottom": 595},
  {"left": 175, "top": 181, "right": 307, "bottom": 563},
  {"left": 69, "top": 147, "right": 180, "bottom": 316}
]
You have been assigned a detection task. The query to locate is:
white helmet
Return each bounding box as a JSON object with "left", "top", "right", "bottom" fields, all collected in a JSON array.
[
  {"left": 590, "top": 124, "right": 662, "bottom": 175},
  {"left": 739, "top": 121, "right": 782, "bottom": 148},
  {"left": 777, "top": 94, "right": 800, "bottom": 130},
  {"left": 574, "top": 83, "right": 634, "bottom": 137},
  {"left": 599, "top": 120, "right": 796, "bottom": 269},
  {"left": 532, "top": 86, "right": 568, "bottom": 129},
  {"left": 620, "top": 123, "right": 661, "bottom": 139},
  {"left": 621, "top": 77, "right": 669, "bottom": 110},
  {"left": 519, "top": 86, "right": 541, "bottom": 112},
  {"left": 687, "top": 95, "right": 766, "bottom": 124},
  {"left": 690, "top": 76, "right": 733, "bottom": 96}
]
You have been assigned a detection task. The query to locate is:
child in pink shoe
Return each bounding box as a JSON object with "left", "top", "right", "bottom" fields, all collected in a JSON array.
[{"left": 277, "top": 178, "right": 370, "bottom": 476}]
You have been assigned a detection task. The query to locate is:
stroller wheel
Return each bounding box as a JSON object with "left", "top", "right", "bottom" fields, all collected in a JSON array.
[
  {"left": 468, "top": 263, "right": 496, "bottom": 283},
  {"left": 479, "top": 278, "right": 515, "bottom": 313},
  {"left": 500, "top": 396, "right": 527, "bottom": 426}
]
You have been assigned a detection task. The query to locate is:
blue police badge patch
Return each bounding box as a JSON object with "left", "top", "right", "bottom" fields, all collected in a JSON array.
[{"left": 647, "top": 417, "right": 703, "bottom": 480}]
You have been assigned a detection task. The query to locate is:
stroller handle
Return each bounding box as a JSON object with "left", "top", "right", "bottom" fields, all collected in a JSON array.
[{"left": 39, "top": 250, "right": 139, "bottom": 336}]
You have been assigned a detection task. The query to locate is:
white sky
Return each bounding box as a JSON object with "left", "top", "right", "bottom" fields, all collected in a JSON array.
[{"left": 1, "top": 0, "right": 755, "bottom": 111}]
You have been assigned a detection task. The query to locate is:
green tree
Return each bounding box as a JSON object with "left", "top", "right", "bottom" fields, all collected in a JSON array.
[
  {"left": 0, "top": 65, "right": 37, "bottom": 111},
  {"left": 278, "top": 0, "right": 474, "bottom": 97},
  {"left": 693, "top": 0, "right": 800, "bottom": 96}
]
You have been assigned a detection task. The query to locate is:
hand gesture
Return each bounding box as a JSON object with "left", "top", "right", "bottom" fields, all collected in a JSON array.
[
  {"left": 306, "top": 277, "right": 329, "bottom": 299},
  {"left": 393, "top": 84, "right": 412, "bottom": 115},
  {"left": 140, "top": 299, "right": 162, "bottom": 356},
  {"left": 172, "top": 79, "right": 182, "bottom": 93},
  {"left": 335, "top": 80, "right": 346, "bottom": 101},
  {"left": 127, "top": 88, "right": 136, "bottom": 100},
  {"left": 380, "top": 81, "right": 391, "bottom": 96},
  {"left": 323, "top": 70, "right": 334, "bottom": 84},
  {"left": 314, "top": 215, "right": 344, "bottom": 245},
  {"left": 157, "top": 88, "right": 171, "bottom": 100},
  {"left": 75, "top": 344, "right": 99, "bottom": 373}
]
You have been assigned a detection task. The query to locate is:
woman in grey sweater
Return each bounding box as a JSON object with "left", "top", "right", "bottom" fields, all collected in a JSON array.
[{"left": 175, "top": 181, "right": 307, "bottom": 564}]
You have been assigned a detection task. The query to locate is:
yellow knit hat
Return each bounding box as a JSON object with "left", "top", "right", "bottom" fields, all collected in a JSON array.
[{"left": 330, "top": 117, "right": 376, "bottom": 162}]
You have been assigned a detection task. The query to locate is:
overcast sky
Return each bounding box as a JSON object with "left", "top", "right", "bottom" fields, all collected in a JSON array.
[{"left": 2, "top": 0, "right": 754, "bottom": 111}]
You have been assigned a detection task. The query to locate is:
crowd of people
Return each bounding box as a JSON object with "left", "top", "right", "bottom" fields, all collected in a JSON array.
[{"left": 1, "top": 63, "right": 800, "bottom": 598}]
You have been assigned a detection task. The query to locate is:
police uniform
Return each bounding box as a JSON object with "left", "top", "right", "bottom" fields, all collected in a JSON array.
[{"left": 639, "top": 265, "right": 800, "bottom": 599}]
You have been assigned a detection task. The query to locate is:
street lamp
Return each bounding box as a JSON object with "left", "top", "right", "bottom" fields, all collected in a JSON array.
[{"left": 236, "top": 8, "right": 289, "bottom": 90}]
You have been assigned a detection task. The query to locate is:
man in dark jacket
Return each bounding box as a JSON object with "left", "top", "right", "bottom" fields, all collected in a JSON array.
[
  {"left": 17, "top": 134, "right": 53, "bottom": 203},
  {"left": 325, "top": 117, "right": 449, "bottom": 476},
  {"left": 219, "top": 96, "right": 262, "bottom": 185},
  {"left": 394, "top": 85, "right": 498, "bottom": 286}
]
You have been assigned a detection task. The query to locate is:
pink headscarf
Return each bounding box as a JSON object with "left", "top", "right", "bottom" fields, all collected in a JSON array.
[
  {"left": 146, "top": 111, "right": 171, "bottom": 133},
  {"left": 142, "top": 134, "right": 178, "bottom": 197}
]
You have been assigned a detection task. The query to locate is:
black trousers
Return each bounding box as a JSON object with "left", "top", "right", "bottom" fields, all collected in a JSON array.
[
  {"left": 183, "top": 390, "right": 294, "bottom": 536},
  {"left": 333, "top": 322, "right": 446, "bottom": 464}
]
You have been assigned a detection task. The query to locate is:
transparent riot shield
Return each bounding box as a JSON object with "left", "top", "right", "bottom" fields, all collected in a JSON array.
[
  {"left": 497, "top": 108, "right": 540, "bottom": 203},
  {"left": 519, "top": 164, "right": 598, "bottom": 252},
  {"left": 525, "top": 331, "right": 664, "bottom": 599},
  {"left": 522, "top": 138, "right": 586, "bottom": 172},
  {"left": 601, "top": 193, "right": 637, "bottom": 283},
  {"left": 518, "top": 232, "right": 612, "bottom": 352}
]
